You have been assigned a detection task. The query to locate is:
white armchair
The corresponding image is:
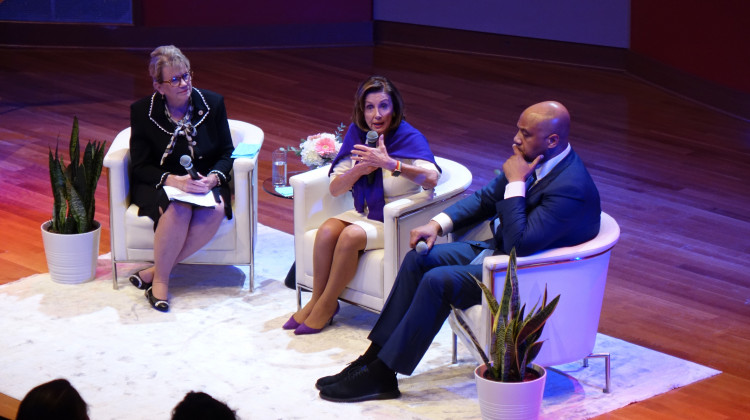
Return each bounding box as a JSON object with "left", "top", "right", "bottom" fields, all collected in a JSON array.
[
  {"left": 291, "top": 157, "right": 473, "bottom": 313},
  {"left": 104, "top": 119, "right": 263, "bottom": 291},
  {"left": 448, "top": 212, "right": 620, "bottom": 392}
]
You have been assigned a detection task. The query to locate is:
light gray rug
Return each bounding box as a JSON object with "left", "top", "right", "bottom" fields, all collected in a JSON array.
[{"left": 0, "top": 225, "right": 719, "bottom": 419}]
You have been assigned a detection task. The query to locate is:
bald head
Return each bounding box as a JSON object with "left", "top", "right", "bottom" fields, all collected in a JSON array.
[
  {"left": 514, "top": 101, "right": 571, "bottom": 161},
  {"left": 524, "top": 101, "right": 570, "bottom": 141}
]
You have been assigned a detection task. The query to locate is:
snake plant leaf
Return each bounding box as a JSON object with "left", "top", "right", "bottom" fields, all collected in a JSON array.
[
  {"left": 47, "top": 117, "right": 104, "bottom": 234},
  {"left": 474, "top": 274, "right": 499, "bottom": 316},
  {"left": 68, "top": 116, "right": 80, "bottom": 178},
  {"left": 82, "top": 140, "right": 105, "bottom": 228},
  {"left": 459, "top": 248, "right": 560, "bottom": 382},
  {"left": 500, "top": 252, "right": 514, "bottom": 323},
  {"left": 450, "top": 306, "right": 491, "bottom": 367},
  {"left": 523, "top": 339, "right": 545, "bottom": 368},
  {"left": 517, "top": 294, "right": 560, "bottom": 351},
  {"left": 65, "top": 176, "right": 88, "bottom": 233},
  {"left": 48, "top": 145, "right": 68, "bottom": 233}
]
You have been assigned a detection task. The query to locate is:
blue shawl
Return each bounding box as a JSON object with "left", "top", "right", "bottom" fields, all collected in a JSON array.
[{"left": 329, "top": 121, "right": 439, "bottom": 222}]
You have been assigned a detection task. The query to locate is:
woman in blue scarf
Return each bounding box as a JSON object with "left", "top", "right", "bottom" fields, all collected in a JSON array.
[{"left": 284, "top": 76, "right": 441, "bottom": 335}]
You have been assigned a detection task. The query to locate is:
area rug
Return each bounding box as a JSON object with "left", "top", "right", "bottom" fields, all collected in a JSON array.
[{"left": 0, "top": 225, "right": 719, "bottom": 419}]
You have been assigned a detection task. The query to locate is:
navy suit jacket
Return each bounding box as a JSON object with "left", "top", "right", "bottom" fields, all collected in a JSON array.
[{"left": 444, "top": 149, "right": 601, "bottom": 256}]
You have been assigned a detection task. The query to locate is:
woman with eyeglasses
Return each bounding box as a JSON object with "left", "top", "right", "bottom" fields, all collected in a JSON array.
[{"left": 127, "top": 45, "right": 234, "bottom": 312}]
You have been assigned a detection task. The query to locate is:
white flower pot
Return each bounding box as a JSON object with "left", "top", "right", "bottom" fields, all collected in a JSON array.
[
  {"left": 474, "top": 363, "right": 547, "bottom": 420},
  {"left": 41, "top": 221, "right": 101, "bottom": 284}
]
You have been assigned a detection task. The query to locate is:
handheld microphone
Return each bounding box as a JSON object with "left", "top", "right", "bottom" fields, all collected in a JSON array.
[
  {"left": 179, "top": 155, "right": 201, "bottom": 180},
  {"left": 366, "top": 131, "right": 378, "bottom": 184},
  {"left": 366, "top": 130, "right": 378, "bottom": 147},
  {"left": 415, "top": 240, "right": 430, "bottom": 256}
]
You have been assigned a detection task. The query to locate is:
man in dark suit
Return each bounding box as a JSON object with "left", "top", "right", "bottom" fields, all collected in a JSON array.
[{"left": 317, "top": 101, "right": 602, "bottom": 402}]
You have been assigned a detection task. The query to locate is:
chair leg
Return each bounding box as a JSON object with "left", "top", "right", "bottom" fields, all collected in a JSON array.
[
  {"left": 112, "top": 260, "right": 119, "bottom": 290},
  {"left": 296, "top": 285, "right": 302, "bottom": 311},
  {"left": 452, "top": 332, "right": 458, "bottom": 364},
  {"left": 584, "top": 352, "right": 611, "bottom": 393},
  {"left": 248, "top": 248, "right": 255, "bottom": 293},
  {"left": 248, "top": 263, "right": 254, "bottom": 293}
]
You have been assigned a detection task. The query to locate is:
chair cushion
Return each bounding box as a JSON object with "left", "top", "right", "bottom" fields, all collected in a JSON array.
[
  {"left": 124, "top": 204, "right": 237, "bottom": 252},
  {"left": 302, "top": 229, "right": 384, "bottom": 299}
]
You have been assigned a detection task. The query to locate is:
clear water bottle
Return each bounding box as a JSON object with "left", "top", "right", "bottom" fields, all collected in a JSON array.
[{"left": 272, "top": 147, "right": 287, "bottom": 187}]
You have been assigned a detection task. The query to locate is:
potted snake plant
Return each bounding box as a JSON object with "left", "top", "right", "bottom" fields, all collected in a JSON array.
[
  {"left": 41, "top": 116, "right": 106, "bottom": 284},
  {"left": 452, "top": 248, "right": 560, "bottom": 420}
]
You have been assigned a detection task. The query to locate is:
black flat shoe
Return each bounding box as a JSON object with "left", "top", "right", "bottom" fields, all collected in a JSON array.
[
  {"left": 316, "top": 355, "right": 369, "bottom": 390},
  {"left": 129, "top": 271, "right": 152, "bottom": 290},
  {"left": 319, "top": 363, "right": 400, "bottom": 402},
  {"left": 145, "top": 287, "right": 169, "bottom": 312}
]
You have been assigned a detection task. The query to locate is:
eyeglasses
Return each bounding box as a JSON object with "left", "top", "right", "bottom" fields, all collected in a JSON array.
[{"left": 159, "top": 71, "right": 192, "bottom": 87}]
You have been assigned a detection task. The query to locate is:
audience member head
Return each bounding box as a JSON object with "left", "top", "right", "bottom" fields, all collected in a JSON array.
[
  {"left": 148, "top": 45, "right": 191, "bottom": 85},
  {"left": 514, "top": 100, "right": 571, "bottom": 162},
  {"left": 16, "top": 378, "right": 89, "bottom": 420},
  {"left": 352, "top": 75, "right": 405, "bottom": 134},
  {"left": 171, "top": 391, "right": 238, "bottom": 420}
]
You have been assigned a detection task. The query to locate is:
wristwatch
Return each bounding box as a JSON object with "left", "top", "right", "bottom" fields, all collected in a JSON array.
[{"left": 392, "top": 160, "right": 402, "bottom": 177}]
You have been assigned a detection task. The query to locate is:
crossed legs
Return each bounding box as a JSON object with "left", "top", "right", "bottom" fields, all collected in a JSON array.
[
  {"left": 138, "top": 200, "right": 226, "bottom": 301},
  {"left": 292, "top": 217, "right": 367, "bottom": 329}
]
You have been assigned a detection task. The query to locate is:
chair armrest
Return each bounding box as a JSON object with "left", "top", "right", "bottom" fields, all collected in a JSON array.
[
  {"left": 381, "top": 157, "right": 473, "bottom": 292},
  {"left": 291, "top": 166, "right": 353, "bottom": 279},
  {"left": 482, "top": 212, "right": 620, "bottom": 273},
  {"left": 291, "top": 165, "right": 352, "bottom": 233},
  {"left": 233, "top": 156, "right": 256, "bottom": 175},
  {"left": 104, "top": 128, "right": 132, "bottom": 261},
  {"left": 227, "top": 120, "right": 263, "bottom": 257}
]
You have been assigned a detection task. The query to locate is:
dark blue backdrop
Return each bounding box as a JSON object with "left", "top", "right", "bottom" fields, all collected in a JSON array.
[{"left": 0, "top": 0, "right": 132, "bottom": 24}]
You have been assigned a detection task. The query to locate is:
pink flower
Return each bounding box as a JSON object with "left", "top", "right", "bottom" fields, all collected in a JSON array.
[{"left": 313, "top": 135, "right": 338, "bottom": 158}]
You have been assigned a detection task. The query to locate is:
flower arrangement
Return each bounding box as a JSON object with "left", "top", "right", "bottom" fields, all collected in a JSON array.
[{"left": 291, "top": 123, "right": 346, "bottom": 168}]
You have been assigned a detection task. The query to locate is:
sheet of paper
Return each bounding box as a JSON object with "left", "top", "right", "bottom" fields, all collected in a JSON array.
[{"left": 163, "top": 186, "right": 216, "bottom": 207}]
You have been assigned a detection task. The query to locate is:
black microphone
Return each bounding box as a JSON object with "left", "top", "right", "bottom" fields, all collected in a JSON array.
[
  {"left": 179, "top": 155, "right": 201, "bottom": 180},
  {"left": 180, "top": 154, "right": 220, "bottom": 203},
  {"left": 366, "top": 130, "right": 378, "bottom": 184}
]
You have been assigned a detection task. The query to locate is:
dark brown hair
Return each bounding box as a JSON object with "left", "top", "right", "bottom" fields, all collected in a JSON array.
[
  {"left": 171, "top": 391, "right": 238, "bottom": 420},
  {"left": 16, "top": 379, "right": 89, "bottom": 420},
  {"left": 352, "top": 75, "right": 405, "bottom": 133}
]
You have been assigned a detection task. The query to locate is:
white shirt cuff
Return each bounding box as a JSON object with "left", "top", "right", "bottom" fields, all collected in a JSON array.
[
  {"left": 431, "top": 212, "right": 453, "bottom": 236},
  {"left": 504, "top": 181, "right": 526, "bottom": 199}
]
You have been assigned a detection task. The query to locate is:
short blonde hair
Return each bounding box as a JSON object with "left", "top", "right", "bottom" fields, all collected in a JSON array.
[{"left": 148, "top": 45, "right": 190, "bottom": 83}]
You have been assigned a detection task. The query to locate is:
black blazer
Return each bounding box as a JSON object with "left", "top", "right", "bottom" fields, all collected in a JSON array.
[
  {"left": 129, "top": 88, "right": 234, "bottom": 222},
  {"left": 129, "top": 88, "right": 234, "bottom": 187}
]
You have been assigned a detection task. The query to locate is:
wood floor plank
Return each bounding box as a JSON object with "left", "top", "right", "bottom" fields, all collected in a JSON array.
[{"left": 1, "top": 45, "right": 749, "bottom": 419}]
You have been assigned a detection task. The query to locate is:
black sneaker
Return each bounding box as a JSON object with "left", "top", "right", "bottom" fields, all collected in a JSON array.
[
  {"left": 318, "top": 364, "right": 400, "bottom": 403},
  {"left": 315, "top": 355, "right": 369, "bottom": 390}
]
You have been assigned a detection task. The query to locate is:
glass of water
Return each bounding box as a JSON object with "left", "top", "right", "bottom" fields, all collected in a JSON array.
[{"left": 272, "top": 147, "right": 287, "bottom": 187}]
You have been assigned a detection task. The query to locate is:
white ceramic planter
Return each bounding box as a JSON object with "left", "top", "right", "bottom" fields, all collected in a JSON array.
[
  {"left": 475, "top": 363, "right": 547, "bottom": 420},
  {"left": 41, "top": 221, "right": 101, "bottom": 284}
]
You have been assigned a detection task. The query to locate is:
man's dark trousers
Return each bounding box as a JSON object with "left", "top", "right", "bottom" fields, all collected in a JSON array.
[{"left": 367, "top": 241, "right": 485, "bottom": 375}]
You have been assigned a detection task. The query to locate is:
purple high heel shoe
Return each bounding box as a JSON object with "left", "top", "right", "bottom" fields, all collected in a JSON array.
[
  {"left": 282, "top": 315, "right": 302, "bottom": 330},
  {"left": 294, "top": 303, "right": 340, "bottom": 335}
]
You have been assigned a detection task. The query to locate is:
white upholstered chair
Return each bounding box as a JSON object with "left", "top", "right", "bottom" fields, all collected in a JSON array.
[
  {"left": 448, "top": 212, "right": 620, "bottom": 392},
  {"left": 104, "top": 119, "right": 263, "bottom": 291},
  {"left": 291, "top": 157, "right": 473, "bottom": 313}
]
